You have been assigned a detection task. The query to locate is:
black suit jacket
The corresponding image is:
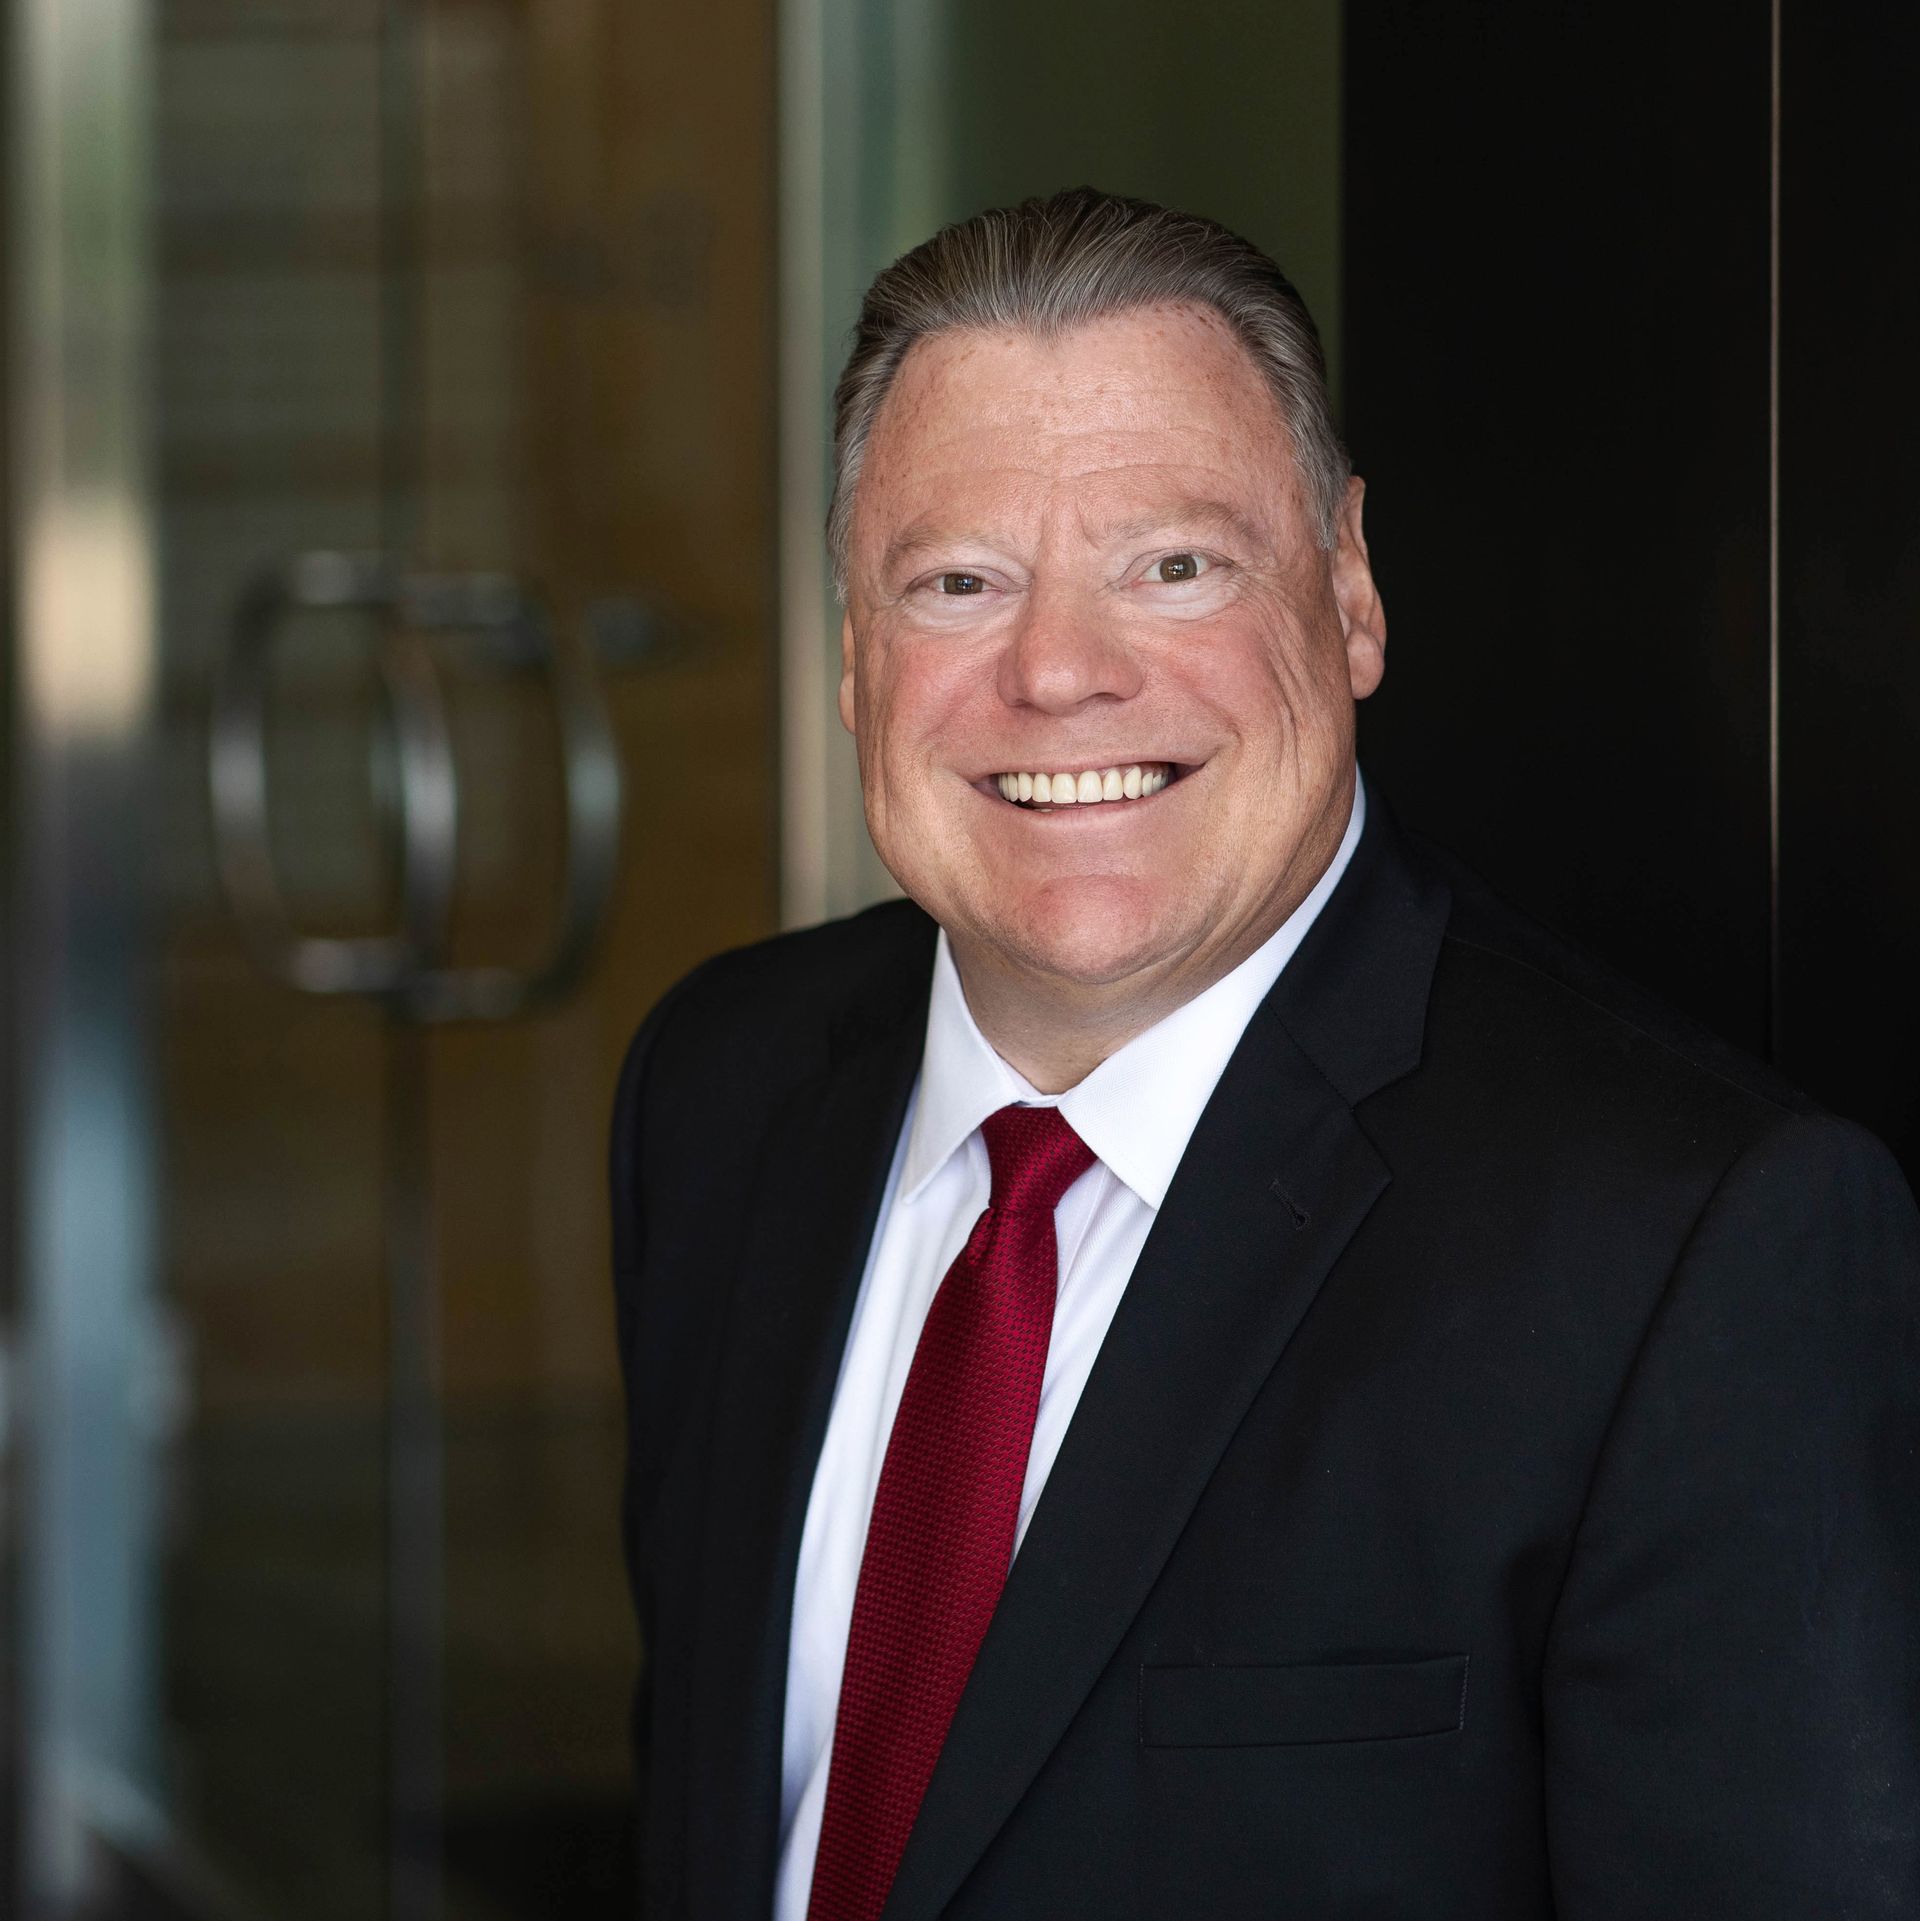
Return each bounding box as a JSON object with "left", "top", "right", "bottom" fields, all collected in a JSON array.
[{"left": 610, "top": 804, "right": 1920, "bottom": 1919}]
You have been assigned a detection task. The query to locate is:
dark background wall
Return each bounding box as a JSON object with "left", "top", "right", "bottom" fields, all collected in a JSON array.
[
  {"left": 1345, "top": 2, "right": 1918, "bottom": 1177},
  {"left": 1776, "top": 8, "right": 1920, "bottom": 1170}
]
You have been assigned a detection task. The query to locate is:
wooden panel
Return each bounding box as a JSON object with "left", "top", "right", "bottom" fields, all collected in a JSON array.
[{"left": 420, "top": 0, "right": 780, "bottom": 1404}]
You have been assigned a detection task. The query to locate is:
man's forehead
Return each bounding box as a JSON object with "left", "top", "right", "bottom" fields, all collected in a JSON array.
[
  {"left": 877, "top": 308, "right": 1282, "bottom": 440},
  {"left": 879, "top": 316, "right": 1281, "bottom": 464},
  {"left": 846, "top": 313, "right": 1315, "bottom": 600},
  {"left": 862, "top": 435, "right": 1301, "bottom": 574}
]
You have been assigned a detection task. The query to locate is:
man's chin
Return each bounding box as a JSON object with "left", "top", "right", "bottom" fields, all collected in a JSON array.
[{"left": 959, "top": 883, "right": 1191, "bottom": 994}]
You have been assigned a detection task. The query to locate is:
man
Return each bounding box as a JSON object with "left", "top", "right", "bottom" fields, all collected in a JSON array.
[{"left": 610, "top": 188, "right": 1920, "bottom": 1919}]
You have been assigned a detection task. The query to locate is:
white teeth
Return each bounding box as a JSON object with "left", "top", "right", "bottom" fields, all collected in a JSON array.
[{"left": 993, "top": 761, "right": 1176, "bottom": 806}]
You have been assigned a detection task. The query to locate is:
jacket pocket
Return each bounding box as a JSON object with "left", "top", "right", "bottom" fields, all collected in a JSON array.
[{"left": 1139, "top": 1653, "right": 1468, "bottom": 1749}]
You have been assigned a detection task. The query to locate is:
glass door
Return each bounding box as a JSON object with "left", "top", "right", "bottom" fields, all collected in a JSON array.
[{"left": 11, "top": 0, "right": 779, "bottom": 1915}]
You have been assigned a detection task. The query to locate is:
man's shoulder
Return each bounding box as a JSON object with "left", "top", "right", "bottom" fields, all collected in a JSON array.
[
  {"left": 1433, "top": 851, "right": 1798, "bottom": 1108},
  {"left": 662, "top": 893, "right": 935, "bottom": 1030},
  {"left": 1401, "top": 834, "right": 1822, "bottom": 1180},
  {"left": 618, "top": 896, "right": 936, "bottom": 1106},
  {"left": 1330, "top": 818, "right": 1916, "bottom": 1348}
]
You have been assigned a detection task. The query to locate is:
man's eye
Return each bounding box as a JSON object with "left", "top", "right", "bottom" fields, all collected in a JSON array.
[
  {"left": 1150, "top": 553, "right": 1208, "bottom": 584},
  {"left": 936, "top": 572, "right": 987, "bottom": 595}
]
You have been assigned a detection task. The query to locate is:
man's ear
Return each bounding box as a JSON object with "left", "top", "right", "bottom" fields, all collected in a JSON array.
[
  {"left": 1332, "top": 474, "right": 1387, "bottom": 701},
  {"left": 837, "top": 611, "right": 858, "bottom": 735}
]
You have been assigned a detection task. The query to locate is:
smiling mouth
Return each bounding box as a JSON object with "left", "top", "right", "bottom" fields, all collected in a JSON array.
[{"left": 990, "top": 761, "right": 1182, "bottom": 809}]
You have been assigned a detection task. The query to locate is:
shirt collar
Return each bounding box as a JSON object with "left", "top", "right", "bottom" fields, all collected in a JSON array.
[{"left": 899, "top": 774, "right": 1367, "bottom": 1208}]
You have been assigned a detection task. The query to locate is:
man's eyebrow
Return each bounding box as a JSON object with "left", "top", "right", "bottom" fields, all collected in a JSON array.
[
  {"left": 878, "top": 520, "right": 966, "bottom": 577},
  {"left": 879, "top": 499, "right": 1267, "bottom": 576},
  {"left": 1098, "top": 498, "right": 1268, "bottom": 549}
]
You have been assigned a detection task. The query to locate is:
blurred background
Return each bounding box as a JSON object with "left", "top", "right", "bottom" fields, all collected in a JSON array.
[{"left": 1, "top": 1, "right": 1913, "bottom": 1915}]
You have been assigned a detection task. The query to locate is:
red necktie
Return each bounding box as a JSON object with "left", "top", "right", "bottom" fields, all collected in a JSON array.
[{"left": 806, "top": 1103, "right": 1096, "bottom": 1921}]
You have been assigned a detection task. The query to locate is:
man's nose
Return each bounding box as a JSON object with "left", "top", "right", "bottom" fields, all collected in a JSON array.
[{"left": 995, "top": 585, "right": 1144, "bottom": 713}]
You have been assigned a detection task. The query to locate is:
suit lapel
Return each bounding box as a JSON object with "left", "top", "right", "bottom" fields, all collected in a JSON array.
[
  {"left": 685, "top": 926, "right": 933, "bottom": 1920},
  {"left": 882, "top": 805, "right": 1451, "bottom": 1920}
]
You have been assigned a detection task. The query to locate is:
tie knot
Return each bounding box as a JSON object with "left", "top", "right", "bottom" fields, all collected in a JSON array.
[{"left": 979, "top": 1103, "right": 1096, "bottom": 1216}]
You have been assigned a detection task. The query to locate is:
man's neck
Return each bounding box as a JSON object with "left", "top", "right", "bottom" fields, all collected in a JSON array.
[
  {"left": 950, "top": 885, "right": 1324, "bottom": 1096},
  {"left": 946, "top": 958, "right": 1197, "bottom": 1095}
]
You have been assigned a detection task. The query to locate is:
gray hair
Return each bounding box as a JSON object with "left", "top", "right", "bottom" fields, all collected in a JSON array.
[{"left": 828, "top": 185, "right": 1348, "bottom": 598}]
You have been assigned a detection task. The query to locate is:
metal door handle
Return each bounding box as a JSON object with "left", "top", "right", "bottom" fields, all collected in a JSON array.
[
  {"left": 211, "top": 551, "right": 458, "bottom": 998},
  {"left": 392, "top": 574, "right": 623, "bottom": 1024},
  {"left": 208, "top": 552, "right": 623, "bottom": 1022}
]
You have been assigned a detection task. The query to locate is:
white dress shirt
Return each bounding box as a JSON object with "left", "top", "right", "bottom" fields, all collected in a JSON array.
[{"left": 772, "top": 778, "right": 1366, "bottom": 1917}]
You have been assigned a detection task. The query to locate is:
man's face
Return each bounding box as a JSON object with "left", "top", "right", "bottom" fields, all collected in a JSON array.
[{"left": 840, "top": 304, "right": 1385, "bottom": 1006}]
